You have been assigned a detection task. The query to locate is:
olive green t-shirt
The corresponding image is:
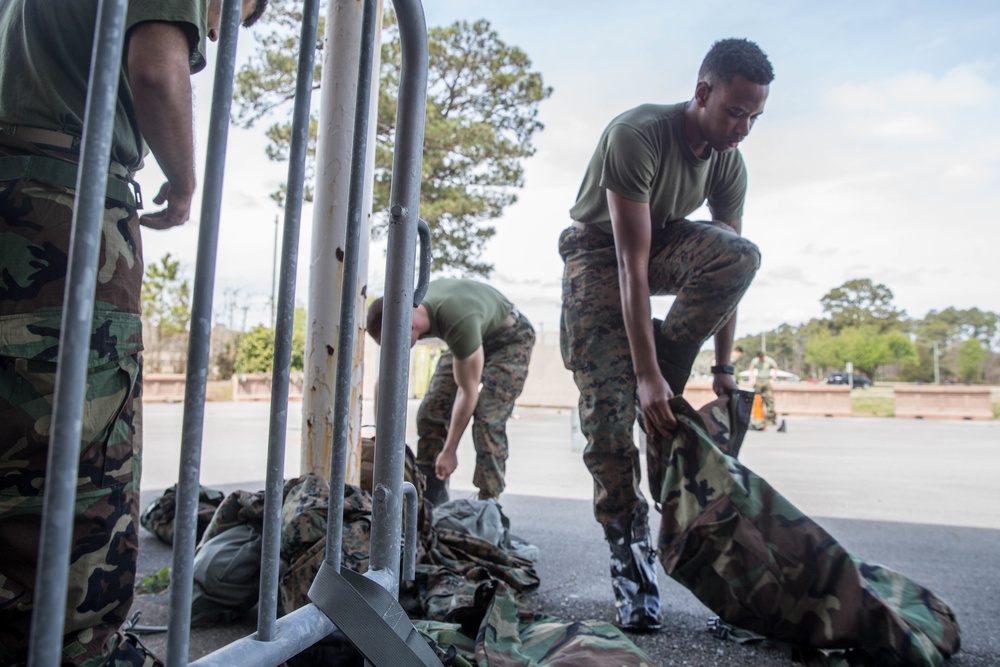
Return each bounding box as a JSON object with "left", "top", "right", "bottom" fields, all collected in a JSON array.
[
  {"left": 420, "top": 279, "right": 513, "bottom": 360},
  {"left": 569, "top": 102, "right": 747, "bottom": 233},
  {"left": 0, "top": 0, "right": 209, "bottom": 171},
  {"left": 749, "top": 355, "right": 778, "bottom": 383}
]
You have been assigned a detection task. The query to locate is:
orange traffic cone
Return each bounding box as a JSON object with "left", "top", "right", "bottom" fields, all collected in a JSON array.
[{"left": 750, "top": 393, "right": 766, "bottom": 431}]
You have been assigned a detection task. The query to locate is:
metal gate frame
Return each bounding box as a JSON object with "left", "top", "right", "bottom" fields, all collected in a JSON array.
[{"left": 27, "top": 0, "right": 437, "bottom": 663}]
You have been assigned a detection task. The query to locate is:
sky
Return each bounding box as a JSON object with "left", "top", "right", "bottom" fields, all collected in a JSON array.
[{"left": 134, "top": 0, "right": 1000, "bottom": 344}]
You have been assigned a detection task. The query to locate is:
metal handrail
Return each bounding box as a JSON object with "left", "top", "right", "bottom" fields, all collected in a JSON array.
[{"left": 166, "top": 0, "right": 243, "bottom": 663}]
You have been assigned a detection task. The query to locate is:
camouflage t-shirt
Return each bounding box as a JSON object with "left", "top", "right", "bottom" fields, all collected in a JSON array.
[
  {"left": 0, "top": 0, "right": 208, "bottom": 364},
  {"left": 420, "top": 279, "right": 513, "bottom": 360},
  {"left": 570, "top": 102, "right": 747, "bottom": 234}
]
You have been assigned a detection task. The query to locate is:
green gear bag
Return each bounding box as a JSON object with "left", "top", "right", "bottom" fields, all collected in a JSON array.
[{"left": 647, "top": 394, "right": 961, "bottom": 667}]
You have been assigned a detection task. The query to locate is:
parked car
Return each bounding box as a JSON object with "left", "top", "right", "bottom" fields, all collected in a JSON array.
[{"left": 825, "top": 372, "right": 872, "bottom": 388}]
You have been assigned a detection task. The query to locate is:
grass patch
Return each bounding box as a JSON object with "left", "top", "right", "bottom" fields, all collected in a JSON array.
[
  {"left": 852, "top": 394, "right": 894, "bottom": 418},
  {"left": 994, "top": 401, "right": 1000, "bottom": 419},
  {"left": 136, "top": 566, "right": 170, "bottom": 595}
]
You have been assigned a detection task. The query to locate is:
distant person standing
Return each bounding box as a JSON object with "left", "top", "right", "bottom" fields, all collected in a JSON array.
[
  {"left": 749, "top": 350, "right": 779, "bottom": 426},
  {"left": 366, "top": 279, "right": 535, "bottom": 505}
]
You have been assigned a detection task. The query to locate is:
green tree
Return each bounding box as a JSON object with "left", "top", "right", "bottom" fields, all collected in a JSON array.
[
  {"left": 141, "top": 254, "right": 191, "bottom": 372},
  {"left": 957, "top": 338, "right": 987, "bottom": 383},
  {"left": 804, "top": 326, "right": 917, "bottom": 381},
  {"left": 820, "top": 279, "right": 906, "bottom": 333},
  {"left": 234, "top": 3, "right": 552, "bottom": 276},
  {"left": 804, "top": 328, "right": 845, "bottom": 372},
  {"left": 233, "top": 307, "right": 307, "bottom": 374}
]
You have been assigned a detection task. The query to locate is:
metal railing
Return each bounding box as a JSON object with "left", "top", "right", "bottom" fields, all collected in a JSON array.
[{"left": 27, "top": 0, "right": 435, "bottom": 663}]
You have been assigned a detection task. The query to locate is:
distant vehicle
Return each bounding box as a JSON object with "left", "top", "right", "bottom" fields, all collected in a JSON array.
[{"left": 825, "top": 372, "right": 872, "bottom": 388}]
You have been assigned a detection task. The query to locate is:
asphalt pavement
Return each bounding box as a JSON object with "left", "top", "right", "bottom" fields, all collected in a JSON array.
[{"left": 133, "top": 400, "right": 1000, "bottom": 666}]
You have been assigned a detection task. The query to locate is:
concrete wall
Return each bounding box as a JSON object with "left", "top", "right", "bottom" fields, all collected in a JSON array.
[
  {"left": 894, "top": 385, "right": 993, "bottom": 420},
  {"left": 145, "top": 341, "right": 996, "bottom": 423}
]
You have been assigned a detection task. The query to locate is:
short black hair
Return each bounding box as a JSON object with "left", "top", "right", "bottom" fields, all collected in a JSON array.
[
  {"left": 243, "top": 0, "right": 268, "bottom": 28},
  {"left": 366, "top": 297, "right": 384, "bottom": 341},
  {"left": 699, "top": 38, "right": 774, "bottom": 86}
]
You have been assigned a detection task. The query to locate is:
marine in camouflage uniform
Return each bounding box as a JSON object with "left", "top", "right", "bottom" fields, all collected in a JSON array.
[
  {"left": 559, "top": 38, "right": 774, "bottom": 632},
  {"left": 367, "top": 279, "right": 535, "bottom": 502},
  {"left": 748, "top": 350, "right": 778, "bottom": 425},
  {"left": 0, "top": 1, "right": 266, "bottom": 664}
]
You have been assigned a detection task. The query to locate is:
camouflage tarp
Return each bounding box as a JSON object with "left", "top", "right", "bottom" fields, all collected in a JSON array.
[
  {"left": 648, "top": 394, "right": 961, "bottom": 667},
  {"left": 416, "top": 580, "right": 656, "bottom": 667}
]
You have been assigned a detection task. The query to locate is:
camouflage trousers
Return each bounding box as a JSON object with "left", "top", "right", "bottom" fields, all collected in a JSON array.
[
  {"left": 755, "top": 381, "right": 776, "bottom": 424},
  {"left": 558, "top": 221, "right": 760, "bottom": 527},
  {"left": 416, "top": 313, "right": 535, "bottom": 498},
  {"left": 0, "top": 353, "right": 152, "bottom": 667}
]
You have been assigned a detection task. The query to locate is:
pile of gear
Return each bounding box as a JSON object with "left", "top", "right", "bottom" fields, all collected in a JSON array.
[{"left": 140, "top": 442, "right": 657, "bottom": 666}]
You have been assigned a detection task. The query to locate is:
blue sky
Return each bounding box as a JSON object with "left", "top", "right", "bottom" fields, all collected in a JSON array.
[{"left": 136, "top": 0, "right": 1000, "bottom": 340}]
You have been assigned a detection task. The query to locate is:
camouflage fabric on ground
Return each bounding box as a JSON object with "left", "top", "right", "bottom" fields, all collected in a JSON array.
[
  {"left": 416, "top": 580, "right": 656, "bottom": 667},
  {"left": 139, "top": 484, "right": 224, "bottom": 546},
  {"left": 278, "top": 474, "right": 372, "bottom": 615},
  {"left": 417, "top": 527, "right": 539, "bottom": 620},
  {"left": 649, "top": 394, "right": 962, "bottom": 667}
]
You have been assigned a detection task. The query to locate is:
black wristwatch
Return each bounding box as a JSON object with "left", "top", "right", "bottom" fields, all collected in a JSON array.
[{"left": 710, "top": 364, "right": 735, "bottom": 375}]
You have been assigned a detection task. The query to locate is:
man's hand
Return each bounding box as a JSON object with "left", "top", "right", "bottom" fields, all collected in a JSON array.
[
  {"left": 139, "top": 181, "right": 193, "bottom": 229},
  {"left": 127, "top": 21, "right": 197, "bottom": 232},
  {"left": 637, "top": 373, "right": 677, "bottom": 436},
  {"left": 713, "top": 373, "right": 739, "bottom": 397},
  {"left": 435, "top": 449, "right": 458, "bottom": 481}
]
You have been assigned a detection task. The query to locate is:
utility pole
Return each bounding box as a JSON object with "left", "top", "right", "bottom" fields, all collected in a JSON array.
[
  {"left": 933, "top": 342, "right": 940, "bottom": 384},
  {"left": 302, "top": 0, "right": 383, "bottom": 484},
  {"left": 271, "top": 213, "right": 279, "bottom": 327}
]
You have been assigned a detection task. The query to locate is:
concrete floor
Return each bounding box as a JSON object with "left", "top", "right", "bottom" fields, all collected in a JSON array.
[{"left": 133, "top": 400, "right": 1000, "bottom": 666}]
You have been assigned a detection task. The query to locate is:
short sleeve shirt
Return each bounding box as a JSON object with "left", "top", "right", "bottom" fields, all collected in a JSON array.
[
  {"left": 419, "top": 279, "right": 513, "bottom": 360},
  {"left": 750, "top": 356, "right": 778, "bottom": 382},
  {"left": 569, "top": 103, "right": 747, "bottom": 234},
  {"left": 0, "top": 0, "right": 209, "bottom": 170}
]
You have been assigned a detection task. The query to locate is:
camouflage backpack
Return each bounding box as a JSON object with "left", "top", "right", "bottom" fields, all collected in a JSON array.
[{"left": 140, "top": 484, "right": 225, "bottom": 545}]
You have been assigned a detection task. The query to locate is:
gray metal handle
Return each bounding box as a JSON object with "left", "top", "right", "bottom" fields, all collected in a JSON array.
[{"left": 413, "top": 218, "right": 431, "bottom": 306}]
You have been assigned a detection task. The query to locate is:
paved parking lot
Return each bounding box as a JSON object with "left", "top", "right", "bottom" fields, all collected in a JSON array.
[{"left": 137, "top": 400, "right": 1000, "bottom": 665}]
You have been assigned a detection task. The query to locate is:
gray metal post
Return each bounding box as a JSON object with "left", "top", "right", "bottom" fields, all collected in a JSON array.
[
  {"left": 26, "top": 1, "right": 128, "bottom": 665},
  {"left": 368, "top": 0, "right": 428, "bottom": 596},
  {"left": 256, "top": 0, "right": 322, "bottom": 642},
  {"left": 166, "top": 0, "right": 241, "bottom": 663}
]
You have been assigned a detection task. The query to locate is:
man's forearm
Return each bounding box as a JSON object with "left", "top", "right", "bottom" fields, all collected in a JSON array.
[
  {"left": 443, "top": 386, "right": 478, "bottom": 452},
  {"left": 127, "top": 23, "right": 196, "bottom": 195},
  {"left": 714, "top": 311, "right": 737, "bottom": 366}
]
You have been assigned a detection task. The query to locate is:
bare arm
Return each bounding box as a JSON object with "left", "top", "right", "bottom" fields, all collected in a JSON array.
[
  {"left": 711, "top": 217, "right": 743, "bottom": 396},
  {"left": 607, "top": 190, "right": 676, "bottom": 435},
  {"left": 127, "top": 21, "right": 196, "bottom": 230},
  {"left": 435, "top": 347, "right": 485, "bottom": 481}
]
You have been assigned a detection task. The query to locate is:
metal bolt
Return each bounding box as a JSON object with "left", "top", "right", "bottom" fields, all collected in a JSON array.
[{"left": 390, "top": 204, "right": 406, "bottom": 220}]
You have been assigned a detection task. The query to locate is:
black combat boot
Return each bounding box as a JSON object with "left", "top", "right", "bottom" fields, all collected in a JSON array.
[
  {"left": 417, "top": 463, "right": 449, "bottom": 507},
  {"left": 604, "top": 514, "right": 662, "bottom": 632}
]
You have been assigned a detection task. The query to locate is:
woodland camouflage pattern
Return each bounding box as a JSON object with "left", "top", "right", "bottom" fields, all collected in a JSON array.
[
  {"left": 559, "top": 221, "right": 760, "bottom": 528},
  {"left": 648, "top": 393, "right": 961, "bottom": 667},
  {"left": 416, "top": 313, "right": 535, "bottom": 499},
  {"left": 415, "top": 580, "right": 657, "bottom": 667},
  {"left": 0, "top": 157, "right": 147, "bottom": 665}
]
